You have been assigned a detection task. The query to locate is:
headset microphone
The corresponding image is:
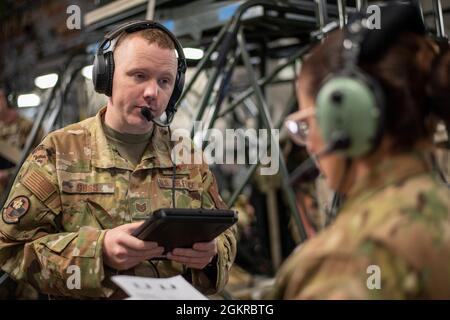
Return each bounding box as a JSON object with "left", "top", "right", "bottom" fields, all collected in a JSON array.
[
  {"left": 140, "top": 106, "right": 171, "bottom": 127},
  {"left": 140, "top": 106, "right": 152, "bottom": 121},
  {"left": 289, "top": 134, "right": 351, "bottom": 186}
]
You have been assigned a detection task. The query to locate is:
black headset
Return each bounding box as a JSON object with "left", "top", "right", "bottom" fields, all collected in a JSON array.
[{"left": 92, "top": 20, "right": 187, "bottom": 123}]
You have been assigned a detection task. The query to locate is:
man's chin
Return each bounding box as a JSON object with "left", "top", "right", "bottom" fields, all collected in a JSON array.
[{"left": 126, "top": 115, "right": 153, "bottom": 132}]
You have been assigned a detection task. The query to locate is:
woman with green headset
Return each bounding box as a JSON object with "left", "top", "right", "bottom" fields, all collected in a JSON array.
[{"left": 269, "top": 5, "right": 450, "bottom": 299}]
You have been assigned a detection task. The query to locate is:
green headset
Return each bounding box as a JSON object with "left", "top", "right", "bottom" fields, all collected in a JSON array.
[{"left": 315, "top": 3, "right": 426, "bottom": 158}]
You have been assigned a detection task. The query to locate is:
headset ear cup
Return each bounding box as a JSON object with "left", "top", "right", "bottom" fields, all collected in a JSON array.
[
  {"left": 93, "top": 53, "right": 106, "bottom": 94},
  {"left": 316, "top": 73, "right": 383, "bottom": 157},
  {"left": 92, "top": 51, "right": 114, "bottom": 96},
  {"left": 105, "top": 51, "right": 115, "bottom": 97}
]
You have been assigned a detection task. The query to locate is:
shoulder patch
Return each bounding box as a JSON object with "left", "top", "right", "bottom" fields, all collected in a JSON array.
[
  {"left": 3, "top": 196, "right": 30, "bottom": 224},
  {"left": 21, "top": 169, "right": 57, "bottom": 202},
  {"left": 30, "top": 145, "right": 50, "bottom": 166}
]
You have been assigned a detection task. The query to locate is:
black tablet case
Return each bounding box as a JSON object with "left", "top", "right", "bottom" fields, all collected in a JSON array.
[{"left": 132, "top": 208, "right": 238, "bottom": 253}]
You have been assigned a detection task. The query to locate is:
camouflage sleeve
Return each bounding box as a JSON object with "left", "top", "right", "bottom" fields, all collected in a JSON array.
[
  {"left": 189, "top": 163, "right": 237, "bottom": 295},
  {"left": 0, "top": 143, "right": 114, "bottom": 298},
  {"left": 270, "top": 240, "right": 418, "bottom": 300}
]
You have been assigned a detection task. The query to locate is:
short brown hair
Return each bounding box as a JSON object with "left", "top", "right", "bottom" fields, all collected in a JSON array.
[{"left": 114, "top": 28, "right": 175, "bottom": 51}]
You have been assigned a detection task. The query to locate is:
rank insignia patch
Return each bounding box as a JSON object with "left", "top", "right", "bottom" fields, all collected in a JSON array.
[
  {"left": 131, "top": 198, "right": 151, "bottom": 218},
  {"left": 135, "top": 202, "right": 147, "bottom": 213},
  {"left": 2, "top": 196, "right": 30, "bottom": 224}
]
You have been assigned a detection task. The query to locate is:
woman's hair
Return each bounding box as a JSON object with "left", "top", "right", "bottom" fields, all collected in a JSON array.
[{"left": 299, "top": 30, "right": 450, "bottom": 152}]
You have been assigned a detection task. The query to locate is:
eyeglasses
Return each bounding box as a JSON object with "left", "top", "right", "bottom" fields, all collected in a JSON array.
[{"left": 284, "top": 107, "right": 316, "bottom": 146}]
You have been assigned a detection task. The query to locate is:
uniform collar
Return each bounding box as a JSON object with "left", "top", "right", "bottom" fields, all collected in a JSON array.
[
  {"left": 344, "top": 151, "right": 432, "bottom": 208},
  {"left": 90, "top": 106, "right": 174, "bottom": 170},
  {"left": 138, "top": 123, "right": 174, "bottom": 170}
]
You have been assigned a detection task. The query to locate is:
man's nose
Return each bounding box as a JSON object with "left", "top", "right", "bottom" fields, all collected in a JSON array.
[{"left": 143, "top": 80, "right": 159, "bottom": 101}]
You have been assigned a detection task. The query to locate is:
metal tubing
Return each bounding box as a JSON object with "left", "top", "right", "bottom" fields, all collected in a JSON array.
[
  {"left": 267, "top": 188, "right": 283, "bottom": 269},
  {"left": 337, "top": 0, "right": 347, "bottom": 28},
  {"left": 177, "top": 19, "right": 231, "bottom": 106},
  {"left": 315, "top": 0, "right": 329, "bottom": 28},
  {"left": 190, "top": 67, "right": 222, "bottom": 137},
  {"left": 201, "top": 49, "right": 239, "bottom": 149},
  {"left": 226, "top": 94, "right": 299, "bottom": 208},
  {"left": 237, "top": 29, "right": 307, "bottom": 242},
  {"left": 432, "top": 0, "right": 447, "bottom": 38},
  {"left": 226, "top": 163, "right": 259, "bottom": 208},
  {"left": 218, "top": 45, "right": 311, "bottom": 118},
  {"left": 412, "top": 0, "right": 425, "bottom": 23}
]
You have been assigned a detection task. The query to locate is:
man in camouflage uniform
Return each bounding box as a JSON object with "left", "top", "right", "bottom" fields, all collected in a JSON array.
[
  {"left": 269, "top": 153, "right": 450, "bottom": 299},
  {"left": 0, "top": 84, "right": 44, "bottom": 198},
  {"left": 0, "top": 26, "right": 236, "bottom": 299}
]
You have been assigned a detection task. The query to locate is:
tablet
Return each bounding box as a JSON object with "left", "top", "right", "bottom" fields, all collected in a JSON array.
[{"left": 132, "top": 208, "right": 238, "bottom": 253}]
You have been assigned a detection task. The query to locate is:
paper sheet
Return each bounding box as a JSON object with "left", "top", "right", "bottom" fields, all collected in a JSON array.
[{"left": 111, "top": 275, "right": 208, "bottom": 300}]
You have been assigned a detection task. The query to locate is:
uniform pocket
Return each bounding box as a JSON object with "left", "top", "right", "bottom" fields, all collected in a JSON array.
[
  {"left": 72, "top": 226, "right": 102, "bottom": 258},
  {"left": 85, "top": 199, "right": 116, "bottom": 229},
  {"left": 60, "top": 179, "right": 116, "bottom": 231},
  {"left": 42, "top": 227, "right": 102, "bottom": 258},
  {"left": 43, "top": 233, "right": 78, "bottom": 253}
]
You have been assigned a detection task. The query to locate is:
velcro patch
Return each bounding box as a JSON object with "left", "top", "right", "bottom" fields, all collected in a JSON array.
[
  {"left": 21, "top": 170, "right": 57, "bottom": 203},
  {"left": 157, "top": 177, "right": 200, "bottom": 191},
  {"left": 2, "top": 196, "right": 30, "bottom": 224},
  {"left": 61, "top": 181, "right": 115, "bottom": 194}
]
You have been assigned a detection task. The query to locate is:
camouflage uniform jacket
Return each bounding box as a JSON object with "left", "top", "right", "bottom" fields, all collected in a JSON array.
[
  {"left": 0, "top": 115, "right": 43, "bottom": 197},
  {"left": 270, "top": 153, "right": 450, "bottom": 299},
  {"left": 0, "top": 107, "right": 236, "bottom": 299}
]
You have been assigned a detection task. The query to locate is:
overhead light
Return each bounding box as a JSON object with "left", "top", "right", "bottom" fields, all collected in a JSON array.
[
  {"left": 82, "top": 65, "right": 93, "bottom": 80},
  {"left": 210, "top": 51, "right": 218, "bottom": 61},
  {"left": 34, "top": 73, "right": 58, "bottom": 89},
  {"left": 278, "top": 65, "right": 295, "bottom": 80},
  {"left": 17, "top": 93, "right": 41, "bottom": 108},
  {"left": 285, "top": 120, "right": 298, "bottom": 134},
  {"left": 183, "top": 48, "right": 204, "bottom": 60}
]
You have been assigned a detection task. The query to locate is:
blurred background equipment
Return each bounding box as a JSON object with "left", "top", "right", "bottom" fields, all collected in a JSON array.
[{"left": 0, "top": 0, "right": 449, "bottom": 299}]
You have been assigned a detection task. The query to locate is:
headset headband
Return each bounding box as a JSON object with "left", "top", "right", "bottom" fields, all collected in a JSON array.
[{"left": 97, "top": 20, "right": 187, "bottom": 72}]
